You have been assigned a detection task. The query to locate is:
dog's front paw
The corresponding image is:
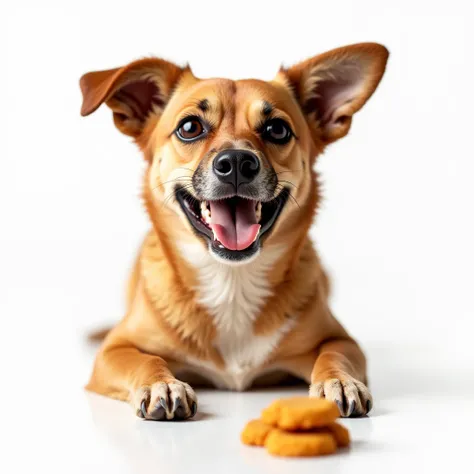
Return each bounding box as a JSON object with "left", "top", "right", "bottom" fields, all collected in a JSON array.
[
  {"left": 309, "top": 375, "right": 372, "bottom": 418},
  {"left": 133, "top": 380, "right": 198, "bottom": 421}
]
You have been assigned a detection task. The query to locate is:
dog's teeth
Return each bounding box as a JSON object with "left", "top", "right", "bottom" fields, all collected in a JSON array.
[
  {"left": 204, "top": 213, "right": 212, "bottom": 224},
  {"left": 212, "top": 229, "right": 218, "bottom": 241},
  {"left": 252, "top": 227, "right": 261, "bottom": 243},
  {"left": 255, "top": 202, "right": 262, "bottom": 223},
  {"left": 200, "top": 201, "right": 212, "bottom": 224}
]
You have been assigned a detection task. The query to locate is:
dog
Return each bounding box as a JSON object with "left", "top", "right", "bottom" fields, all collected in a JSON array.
[{"left": 80, "top": 42, "right": 388, "bottom": 420}]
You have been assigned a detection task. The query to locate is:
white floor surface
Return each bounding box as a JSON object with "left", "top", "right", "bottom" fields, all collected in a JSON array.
[{"left": 4, "top": 340, "right": 472, "bottom": 474}]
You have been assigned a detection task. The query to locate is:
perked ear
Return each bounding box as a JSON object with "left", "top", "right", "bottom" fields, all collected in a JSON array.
[
  {"left": 80, "top": 58, "right": 184, "bottom": 137},
  {"left": 283, "top": 43, "right": 389, "bottom": 144}
]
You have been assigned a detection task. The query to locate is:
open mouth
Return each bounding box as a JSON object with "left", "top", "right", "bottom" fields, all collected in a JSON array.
[{"left": 176, "top": 188, "right": 289, "bottom": 259}]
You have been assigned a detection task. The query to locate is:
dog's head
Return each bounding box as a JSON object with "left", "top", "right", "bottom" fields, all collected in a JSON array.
[{"left": 80, "top": 44, "right": 388, "bottom": 264}]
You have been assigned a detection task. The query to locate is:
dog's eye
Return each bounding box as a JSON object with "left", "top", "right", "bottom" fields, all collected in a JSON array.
[
  {"left": 261, "top": 118, "right": 293, "bottom": 145},
  {"left": 176, "top": 117, "right": 206, "bottom": 142}
]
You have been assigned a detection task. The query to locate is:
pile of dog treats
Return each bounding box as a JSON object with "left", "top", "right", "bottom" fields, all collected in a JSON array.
[{"left": 241, "top": 397, "right": 350, "bottom": 457}]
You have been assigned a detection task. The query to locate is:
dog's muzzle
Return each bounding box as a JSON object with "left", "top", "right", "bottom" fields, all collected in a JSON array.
[{"left": 175, "top": 148, "right": 288, "bottom": 262}]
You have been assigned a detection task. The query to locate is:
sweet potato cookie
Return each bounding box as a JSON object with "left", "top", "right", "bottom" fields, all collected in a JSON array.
[
  {"left": 241, "top": 419, "right": 274, "bottom": 446},
  {"left": 262, "top": 397, "right": 340, "bottom": 430},
  {"left": 265, "top": 429, "right": 337, "bottom": 457},
  {"left": 326, "top": 422, "right": 350, "bottom": 447}
]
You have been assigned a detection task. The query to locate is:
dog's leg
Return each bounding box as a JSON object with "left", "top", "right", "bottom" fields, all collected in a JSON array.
[
  {"left": 86, "top": 334, "right": 198, "bottom": 420},
  {"left": 309, "top": 338, "right": 372, "bottom": 417}
]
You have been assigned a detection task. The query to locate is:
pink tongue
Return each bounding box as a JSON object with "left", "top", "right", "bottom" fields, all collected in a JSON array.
[{"left": 209, "top": 199, "right": 260, "bottom": 251}]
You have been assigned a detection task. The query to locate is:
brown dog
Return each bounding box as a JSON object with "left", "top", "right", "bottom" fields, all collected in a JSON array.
[{"left": 80, "top": 43, "right": 388, "bottom": 420}]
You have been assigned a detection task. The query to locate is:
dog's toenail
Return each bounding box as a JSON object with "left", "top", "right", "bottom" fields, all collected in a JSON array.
[
  {"left": 140, "top": 400, "right": 148, "bottom": 418},
  {"left": 191, "top": 402, "right": 197, "bottom": 417},
  {"left": 335, "top": 400, "right": 344, "bottom": 415},
  {"left": 172, "top": 396, "right": 182, "bottom": 411},
  {"left": 150, "top": 404, "right": 166, "bottom": 420},
  {"left": 366, "top": 400, "right": 372, "bottom": 414},
  {"left": 160, "top": 397, "right": 168, "bottom": 411},
  {"left": 347, "top": 400, "right": 356, "bottom": 417},
  {"left": 173, "top": 397, "right": 186, "bottom": 419}
]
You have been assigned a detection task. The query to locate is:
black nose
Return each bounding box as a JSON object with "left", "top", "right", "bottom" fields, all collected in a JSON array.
[{"left": 212, "top": 149, "right": 260, "bottom": 188}]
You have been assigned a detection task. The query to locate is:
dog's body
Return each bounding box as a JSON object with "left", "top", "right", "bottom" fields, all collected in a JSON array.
[{"left": 81, "top": 43, "right": 388, "bottom": 420}]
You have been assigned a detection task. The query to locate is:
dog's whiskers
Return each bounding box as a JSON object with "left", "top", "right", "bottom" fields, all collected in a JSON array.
[
  {"left": 162, "top": 184, "right": 195, "bottom": 208},
  {"left": 151, "top": 176, "right": 193, "bottom": 193},
  {"left": 275, "top": 184, "right": 301, "bottom": 209},
  {"left": 277, "top": 179, "right": 297, "bottom": 189},
  {"left": 275, "top": 169, "right": 303, "bottom": 176}
]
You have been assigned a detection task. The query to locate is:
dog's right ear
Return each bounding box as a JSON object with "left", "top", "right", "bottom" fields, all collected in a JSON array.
[{"left": 80, "top": 58, "right": 184, "bottom": 138}]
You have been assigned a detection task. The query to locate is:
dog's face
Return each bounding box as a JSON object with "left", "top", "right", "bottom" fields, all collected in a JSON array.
[
  {"left": 148, "top": 77, "right": 316, "bottom": 263},
  {"left": 81, "top": 44, "right": 388, "bottom": 263}
]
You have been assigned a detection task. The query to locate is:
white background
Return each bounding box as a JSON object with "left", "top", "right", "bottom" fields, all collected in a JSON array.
[{"left": 2, "top": 1, "right": 473, "bottom": 473}]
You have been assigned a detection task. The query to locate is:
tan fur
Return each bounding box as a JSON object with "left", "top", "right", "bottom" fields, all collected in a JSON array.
[{"left": 80, "top": 43, "right": 388, "bottom": 419}]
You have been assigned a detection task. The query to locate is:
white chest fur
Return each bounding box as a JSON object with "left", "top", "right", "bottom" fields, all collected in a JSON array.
[{"left": 178, "top": 243, "right": 294, "bottom": 390}]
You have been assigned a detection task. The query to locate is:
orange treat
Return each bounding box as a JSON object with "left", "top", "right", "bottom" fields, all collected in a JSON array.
[
  {"left": 241, "top": 419, "right": 274, "bottom": 447},
  {"left": 326, "top": 422, "right": 350, "bottom": 447},
  {"left": 265, "top": 429, "right": 337, "bottom": 457},
  {"left": 262, "top": 397, "right": 340, "bottom": 430}
]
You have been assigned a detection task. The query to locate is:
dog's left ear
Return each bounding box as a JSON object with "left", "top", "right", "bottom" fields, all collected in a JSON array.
[
  {"left": 281, "top": 43, "right": 389, "bottom": 144},
  {"left": 80, "top": 57, "right": 185, "bottom": 138}
]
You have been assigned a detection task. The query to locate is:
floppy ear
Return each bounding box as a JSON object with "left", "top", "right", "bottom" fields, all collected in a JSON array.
[
  {"left": 80, "top": 58, "right": 184, "bottom": 137},
  {"left": 283, "top": 43, "right": 389, "bottom": 144}
]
